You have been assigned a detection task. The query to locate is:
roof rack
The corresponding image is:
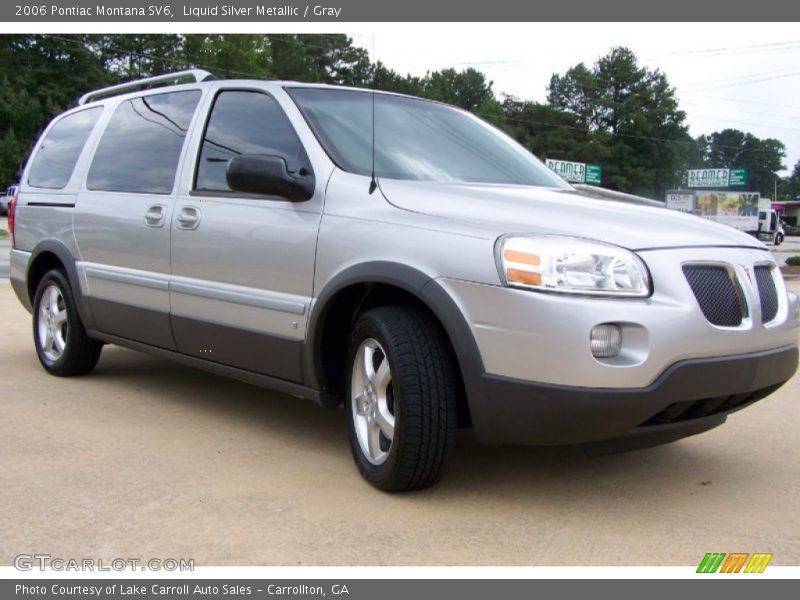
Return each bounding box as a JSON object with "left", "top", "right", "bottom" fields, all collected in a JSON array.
[{"left": 78, "top": 69, "right": 214, "bottom": 105}]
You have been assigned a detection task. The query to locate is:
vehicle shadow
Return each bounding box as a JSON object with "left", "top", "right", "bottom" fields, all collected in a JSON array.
[
  {"left": 90, "top": 345, "right": 349, "bottom": 454},
  {"left": 89, "top": 346, "right": 763, "bottom": 504}
]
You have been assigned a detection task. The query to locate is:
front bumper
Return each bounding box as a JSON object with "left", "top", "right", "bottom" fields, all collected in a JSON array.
[
  {"left": 439, "top": 248, "right": 800, "bottom": 390},
  {"left": 437, "top": 245, "right": 800, "bottom": 446},
  {"left": 470, "top": 345, "right": 798, "bottom": 446}
]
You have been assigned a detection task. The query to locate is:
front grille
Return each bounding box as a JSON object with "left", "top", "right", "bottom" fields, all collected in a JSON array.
[
  {"left": 640, "top": 384, "right": 781, "bottom": 427},
  {"left": 754, "top": 265, "right": 779, "bottom": 323},
  {"left": 683, "top": 265, "right": 746, "bottom": 327}
]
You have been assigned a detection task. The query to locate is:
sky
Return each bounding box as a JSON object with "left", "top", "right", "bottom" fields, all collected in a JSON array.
[{"left": 346, "top": 23, "right": 800, "bottom": 178}]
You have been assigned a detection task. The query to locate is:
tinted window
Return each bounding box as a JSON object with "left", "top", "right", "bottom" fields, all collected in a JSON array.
[
  {"left": 87, "top": 90, "right": 200, "bottom": 194},
  {"left": 28, "top": 107, "right": 102, "bottom": 189},
  {"left": 289, "top": 88, "right": 570, "bottom": 187},
  {"left": 195, "top": 91, "right": 307, "bottom": 192}
]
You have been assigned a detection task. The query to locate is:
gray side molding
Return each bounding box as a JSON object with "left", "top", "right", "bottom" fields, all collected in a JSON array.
[{"left": 303, "top": 261, "right": 485, "bottom": 405}]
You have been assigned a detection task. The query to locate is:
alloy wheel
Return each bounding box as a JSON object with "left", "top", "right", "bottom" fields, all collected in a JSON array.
[
  {"left": 37, "top": 284, "right": 68, "bottom": 362},
  {"left": 350, "top": 338, "right": 396, "bottom": 465}
]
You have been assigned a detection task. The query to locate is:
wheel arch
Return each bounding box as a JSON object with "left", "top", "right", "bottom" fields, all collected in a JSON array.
[
  {"left": 303, "top": 261, "right": 483, "bottom": 422},
  {"left": 26, "top": 240, "right": 95, "bottom": 330}
]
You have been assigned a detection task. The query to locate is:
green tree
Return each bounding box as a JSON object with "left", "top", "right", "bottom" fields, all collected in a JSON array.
[
  {"left": 372, "top": 61, "right": 424, "bottom": 96},
  {"left": 547, "top": 63, "right": 596, "bottom": 129},
  {"left": 502, "top": 96, "right": 604, "bottom": 165},
  {"left": 0, "top": 35, "right": 110, "bottom": 184},
  {"left": 0, "top": 78, "right": 43, "bottom": 183},
  {"left": 181, "top": 34, "right": 271, "bottom": 79},
  {"left": 267, "top": 34, "right": 371, "bottom": 85},
  {"left": 547, "top": 47, "right": 690, "bottom": 197},
  {"left": 0, "top": 34, "right": 374, "bottom": 185},
  {"left": 89, "top": 34, "right": 182, "bottom": 78},
  {"left": 779, "top": 159, "right": 800, "bottom": 201},
  {"left": 421, "top": 67, "right": 495, "bottom": 112},
  {"left": 693, "top": 129, "right": 785, "bottom": 197},
  {"left": 684, "top": 135, "right": 708, "bottom": 169},
  {"left": 4, "top": 34, "right": 792, "bottom": 207}
]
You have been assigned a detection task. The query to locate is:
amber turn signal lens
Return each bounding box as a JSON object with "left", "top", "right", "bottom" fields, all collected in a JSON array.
[
  {"left": 503, "top": 249, "right": 541, "bottom": 265},
  {"left": 506, "top": 268, "right": 542, "bottom": 286}
]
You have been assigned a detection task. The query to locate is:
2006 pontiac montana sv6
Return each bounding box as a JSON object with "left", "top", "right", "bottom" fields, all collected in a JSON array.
[{"left": 8, "top": 71, "right": 799, "bottom": 490}]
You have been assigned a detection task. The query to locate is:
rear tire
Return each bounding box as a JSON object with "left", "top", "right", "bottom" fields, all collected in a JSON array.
[
  {"left": 32, "top": 269, "right": 102, "bottom": 376},
  {"left": 345, "top": 306, "right": 458, "bottom": 492}
]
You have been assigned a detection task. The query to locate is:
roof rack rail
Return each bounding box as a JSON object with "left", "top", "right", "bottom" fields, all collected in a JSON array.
[{"left": 78, "top": 69, "right": 214, "bottom": 105}]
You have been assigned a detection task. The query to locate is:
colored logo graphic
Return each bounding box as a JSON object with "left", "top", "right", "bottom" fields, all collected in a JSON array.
[{"left": 697, "top": 553, "right": 773, "bottom": 573}]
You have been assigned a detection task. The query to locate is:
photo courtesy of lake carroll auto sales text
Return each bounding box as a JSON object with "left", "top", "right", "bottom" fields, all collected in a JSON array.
[
  {"left": 15, "top": 583, "right": 348, "bottom": 596},
  {"left": 1, "top": 1, "right": 800, "bottom": 597}
]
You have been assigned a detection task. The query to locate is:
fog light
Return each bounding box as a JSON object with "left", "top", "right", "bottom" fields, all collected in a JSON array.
[{"left": 590, "top": 324, "right": 622, "bottom": 358}]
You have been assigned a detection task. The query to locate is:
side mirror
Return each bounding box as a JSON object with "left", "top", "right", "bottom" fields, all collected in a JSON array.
[{"left": 226, "top": 155, "right": 315, "bottom": 202}]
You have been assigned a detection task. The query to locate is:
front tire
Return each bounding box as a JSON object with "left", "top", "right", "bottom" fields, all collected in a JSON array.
[
  {"left": 32, "top": 269, "right": 102, "bottom": 376},
  {"left": 345, "top": 306, "right": 458, "bottom": 492}
]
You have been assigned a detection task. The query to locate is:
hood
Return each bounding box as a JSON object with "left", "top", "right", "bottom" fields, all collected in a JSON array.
[{"left": 378, "top": 180, "right": 765, "bottom": 250}]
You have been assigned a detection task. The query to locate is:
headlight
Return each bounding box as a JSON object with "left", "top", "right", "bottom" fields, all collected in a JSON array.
[{"left": 497, "top": 235, "right": 651, "bottom": 297}]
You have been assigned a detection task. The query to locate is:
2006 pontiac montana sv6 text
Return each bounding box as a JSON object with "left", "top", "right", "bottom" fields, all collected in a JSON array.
[{"left": 8, "top": 71, "right": 799, "bottom": 491}]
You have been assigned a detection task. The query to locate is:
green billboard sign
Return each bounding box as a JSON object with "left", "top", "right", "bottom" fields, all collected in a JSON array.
[
  {"left": 728, "top": 168, "right": 749, "bottom": 187},
  {"left": 585, "top": 163, "right": 602, "bottom": 185}
]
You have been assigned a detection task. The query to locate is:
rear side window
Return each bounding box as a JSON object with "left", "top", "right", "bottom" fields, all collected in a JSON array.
[
  {"left": 195, "top": 90, "right": 307, "bottom": 192},
  {"left": 87, "top": 90, "right": 201, "bottom": 194},
  {"left": 28, "top": 107, "right": 102, "bottom": 189}
]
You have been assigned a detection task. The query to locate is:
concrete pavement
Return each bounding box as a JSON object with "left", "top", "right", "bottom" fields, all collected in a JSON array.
[
  {"left": 0, "top": 216, "right": 8, "bottom": 279},
  {"left": 773, "top": 235, "right": 800, "bottom": 267},
  {"left": 0, "top": 280, "right": 799, "bottom": 566}
]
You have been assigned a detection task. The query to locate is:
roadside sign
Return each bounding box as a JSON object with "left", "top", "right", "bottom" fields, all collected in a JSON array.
[
  {"left": 546, "top": 159, "right": 602, "bottom": 185},
  {"left": 694, "top": 191, "right": 760, "bottom": 231},
  {"left": 687, "top": 169, "right": 729, "bottom": 188},
  {"left": 546, "top": 159, "right": 584, "bottom": 183},
  {"left": 585, "top": 163, "right": 602, "bottom": 185},
  {"left": 729, "top": 168, "right": 749, "bottom": 187},
  {"left": 686, "top": 168, "right": 748, "bottom": 188},
  {"left": 666, "top": 192, "right": 695, "bottom": 212}
]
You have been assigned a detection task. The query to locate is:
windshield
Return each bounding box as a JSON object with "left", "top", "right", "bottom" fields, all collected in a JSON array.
[{"left": 287, "top": 88, "right": 570, "bottom": 188}]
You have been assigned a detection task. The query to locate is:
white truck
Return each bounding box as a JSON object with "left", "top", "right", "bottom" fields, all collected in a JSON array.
[
  {"left": 665, "top": 190, "right": 784, "bottom": 246},
  {"left": 757, "top": 200, "right": 786, "bottom": 246}
]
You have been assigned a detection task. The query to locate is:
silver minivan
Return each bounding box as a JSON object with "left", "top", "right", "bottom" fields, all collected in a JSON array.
[{"left": 8, "top": 71, "right": 800, "bottom": 491}]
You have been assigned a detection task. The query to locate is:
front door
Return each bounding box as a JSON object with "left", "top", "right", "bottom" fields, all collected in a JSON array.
[{"left": 169, "top": 88, "right": 322, "bottom": 382}]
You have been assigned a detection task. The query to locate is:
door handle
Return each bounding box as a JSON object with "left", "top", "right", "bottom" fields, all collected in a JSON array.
[
  {"left": 176, "top": 206, "right": 201, "bottom": 230},
  {"left": 144, "top": 204, "right": 166, "bottom": 227}
]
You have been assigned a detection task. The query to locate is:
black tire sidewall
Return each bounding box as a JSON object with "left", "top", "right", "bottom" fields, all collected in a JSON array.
[{"left": 345, "top": 312, "right": 405, "bottom": 488}]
